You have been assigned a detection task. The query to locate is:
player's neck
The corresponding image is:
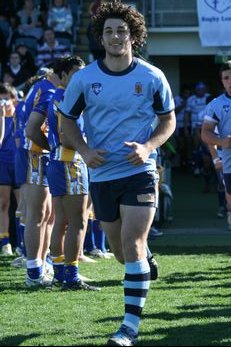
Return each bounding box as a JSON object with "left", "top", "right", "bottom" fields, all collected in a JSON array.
[{"left": 103, "top": 53, "right": 133, "bottom": 72}]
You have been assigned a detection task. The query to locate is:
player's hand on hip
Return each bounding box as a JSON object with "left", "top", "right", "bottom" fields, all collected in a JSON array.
[
  {"left": 82, "top": 148, "right": 107, "bottom": 168},
  {"left": 125, "top": 141, "right": 149, "bottom": 166}
]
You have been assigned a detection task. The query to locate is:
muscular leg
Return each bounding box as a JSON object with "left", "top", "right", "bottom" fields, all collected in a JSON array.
[
  {"left": 24, "top": 184, "right": 51, "bottom": 260},
  {"left": 105, "top": 204, "right": 155, "bottom": 338},
  {"left": 63, "top": 194, "right": 88, "bottom": 263}
]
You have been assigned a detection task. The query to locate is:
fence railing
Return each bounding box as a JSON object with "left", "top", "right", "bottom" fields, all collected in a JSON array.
[{"left": 124, "top": 0, "right": 198, "bottom": 28}]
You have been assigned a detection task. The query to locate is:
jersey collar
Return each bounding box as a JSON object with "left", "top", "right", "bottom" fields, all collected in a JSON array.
[{"left": 97, "top": 57, "right": 138, "bottom": 76}]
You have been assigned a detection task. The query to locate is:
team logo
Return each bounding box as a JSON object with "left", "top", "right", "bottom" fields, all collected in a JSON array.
[
  {"left": 92, "top": 83, "right": 102, "bottom": 95},
  {"left": 204, "top": 0, "right": 231, "bottom": 13},
  {"left": 223, "top": 104, "right": 230, "bottom": 112},
  {"left": 134, "top": 82, "right": 143, "bottom": 96}
]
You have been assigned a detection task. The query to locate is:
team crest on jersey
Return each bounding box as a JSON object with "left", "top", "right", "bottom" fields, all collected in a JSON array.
[
  {"left": 92, "top": 83, "right": 102, "bottom": 95},
  {"left": 134, "top": 82, "right": 143, "bottom": 96},
  {"left": 223, "top": 104, "right": 230, "bottom": 113},
  {"left": 205, "top": 0, "right": 231, "bottom": 13}
]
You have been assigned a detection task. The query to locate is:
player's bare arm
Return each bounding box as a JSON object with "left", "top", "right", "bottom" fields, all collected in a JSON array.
[
  {"left": 125, "top": 110, "right": 176, "bottom": 166},
  {"left": 25, "top": 111, "right": 50, "bottom": 151}
]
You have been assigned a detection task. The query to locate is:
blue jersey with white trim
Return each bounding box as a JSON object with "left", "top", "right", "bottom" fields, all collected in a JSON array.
[{"left": 58, "top": 57, "right": 175, "bottom": 182}]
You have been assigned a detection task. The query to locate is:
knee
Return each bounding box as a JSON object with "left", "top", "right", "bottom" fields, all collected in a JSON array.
[
  {"left": 113, "top": 250, "right": 124, "bottom": 264},
  {"left": 0, "top": 199, "right": 10, "bottom": 212}
]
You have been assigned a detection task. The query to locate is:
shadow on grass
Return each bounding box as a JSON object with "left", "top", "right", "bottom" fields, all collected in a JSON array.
[
  {"left": 151, "top": 245, "right": 231, "bottom": 256},
  {"left": 139, "top": 321, "right": 231, "bottom": 346},
  {"left": 96, "top": 279, "right": 123, "bottom": 287},
  {"left": 0, "top": 334, "right": 41, "bottom": 346},
  {"left": 0, "top": 257, "right": 15, "bottom": 267},
  {"left": 163, "top": 270, "right": 231, "bottom": 284},
  {"left": 144, "top": 306, "right": 231, "bottom": 321},
  {"left": 0, "top": 279, "right": 123, "bottom": 293}
]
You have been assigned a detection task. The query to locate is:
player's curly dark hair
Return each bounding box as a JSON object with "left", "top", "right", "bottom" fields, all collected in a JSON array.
[{"left": 91, "top": 0, "right": 147, "bottom": 50}]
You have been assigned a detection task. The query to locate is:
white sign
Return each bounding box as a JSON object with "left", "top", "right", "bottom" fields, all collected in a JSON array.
[{"left": 197, "top": 0, "right": 231, "bottom": 47}]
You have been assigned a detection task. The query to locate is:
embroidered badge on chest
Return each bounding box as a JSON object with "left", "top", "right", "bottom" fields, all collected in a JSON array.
[
  {"left": 92, "top": 83, "right": 103, "bottom": 95},
  {"left": 134, "top": 82, "right": 143, "bottom": 96}
]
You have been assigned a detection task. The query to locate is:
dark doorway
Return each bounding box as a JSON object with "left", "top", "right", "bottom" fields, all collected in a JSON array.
[{"left": 179, "top": 55, "right": 222, "bottom": 97}]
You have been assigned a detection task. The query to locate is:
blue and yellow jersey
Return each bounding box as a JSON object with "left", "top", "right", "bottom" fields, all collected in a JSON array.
[
  {"left": 0, "top": 113, "right": 16, "bottom": 163},
  {"left": 23, "top": 78, "right": 56, "bottom": 153},
  {"left": 48, "top": 87, "right": 84, "bottom": 162}
]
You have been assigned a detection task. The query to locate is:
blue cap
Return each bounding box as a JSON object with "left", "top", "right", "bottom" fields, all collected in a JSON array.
[{"left": 195, "top": 82, "right": 206, "bottom": 90}]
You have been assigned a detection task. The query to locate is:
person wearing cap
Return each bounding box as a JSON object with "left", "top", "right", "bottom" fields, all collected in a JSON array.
[{"left": 184, "top": 81, "right": 210, "bottom": 176}]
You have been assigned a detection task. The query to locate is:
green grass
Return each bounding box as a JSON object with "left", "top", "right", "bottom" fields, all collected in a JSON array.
[{"left": 0, "top": 234, "right": 231, "bottom": 346}]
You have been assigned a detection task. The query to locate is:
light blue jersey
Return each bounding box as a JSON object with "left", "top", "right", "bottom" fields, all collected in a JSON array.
[
  {"left": 204, "top": 93, "right": 231, "bottom": 173},
  {"left": 186, "top": 93, "right": 210, "bottom": 129},
  {"left": 58, "top": 58, "right": 175, "bottom": 182}
]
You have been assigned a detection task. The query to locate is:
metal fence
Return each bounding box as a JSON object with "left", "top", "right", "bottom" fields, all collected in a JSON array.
[{"left": 124, "top": 0, "right": 198, "bottom": 28}]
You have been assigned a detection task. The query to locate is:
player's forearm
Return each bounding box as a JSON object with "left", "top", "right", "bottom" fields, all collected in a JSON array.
[
  {"left": 201, "top": 128, "right": 222, "bottom": 147},
  {"left": 61, "top": 115, "right": 89, "bottom": 154},
  {"left": 145, "top": 111, "right": 176, "bottom": 152}
]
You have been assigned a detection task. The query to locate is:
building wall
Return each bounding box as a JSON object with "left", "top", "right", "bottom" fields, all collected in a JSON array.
[
  {"left": 147, "top": 30, "right": 218, "bottom": 56},
  {"left": 148, "top": 56, "right": 179, "bottom": 96},
  {"left": 146, "top": 30, "right": 222, "bottom": 96}
]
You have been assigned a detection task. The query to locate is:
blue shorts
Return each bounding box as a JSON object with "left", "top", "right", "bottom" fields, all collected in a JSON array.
[
  {"left": 15, "top": 148, "right": 28, "bottom": 187},
  {"left": 15, "top": 148, "right": 49, "bottom": 187},
  {"left": 47, "top": 160, "right": 88, "bottom": 197},
  {"left": 90, "top": 170, "right": 159, "bottom": 222},
  {"left": 0, "top": 161, "right": 18, "bottom": 188}
]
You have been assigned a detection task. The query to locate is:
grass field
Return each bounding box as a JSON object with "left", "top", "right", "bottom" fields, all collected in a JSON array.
[{"left": 0, "top": 232, "right": 231, "bottom": 346}]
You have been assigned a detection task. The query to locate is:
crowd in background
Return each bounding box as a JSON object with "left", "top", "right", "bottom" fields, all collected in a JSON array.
[{"left": 0, "top": 0, "right": 82, "bottom": 89}]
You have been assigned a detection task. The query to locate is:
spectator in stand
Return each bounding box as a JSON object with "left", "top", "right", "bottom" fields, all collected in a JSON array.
[
  {"left": 15, "top": 43, "right": 37, "bottom": 76},
  {"left": 2, "top": 72, "right": 15, "bottom": 86},
  {"left": 36, "top": 27, "right": 71, "bottom": 68},
  {"left": 47, "top": 0, "right": 73, "bottom": 39},
  {"left": 15, "top": 0, "right": 44, "bottom": 40},
  {"left": 2, "top": 52, "right": 31, "bottom": 89}
]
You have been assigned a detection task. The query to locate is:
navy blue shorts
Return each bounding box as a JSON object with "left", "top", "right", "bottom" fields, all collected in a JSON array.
[{"left": 90, "top": 170, "right": 159, "bottom": 222}]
